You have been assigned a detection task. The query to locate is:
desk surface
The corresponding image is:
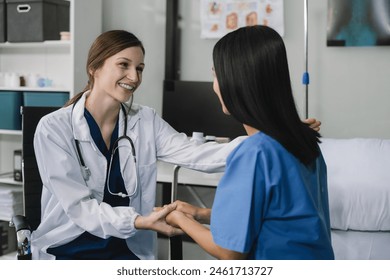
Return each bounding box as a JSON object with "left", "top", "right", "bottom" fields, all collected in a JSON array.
[{"left": 157, "top": 161, "right": 223, "bottom": 187}]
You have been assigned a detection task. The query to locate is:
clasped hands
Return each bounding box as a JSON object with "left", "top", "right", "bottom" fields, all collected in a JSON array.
[{"left": 140, "top": 200, "right": 206, "bottom": 237}]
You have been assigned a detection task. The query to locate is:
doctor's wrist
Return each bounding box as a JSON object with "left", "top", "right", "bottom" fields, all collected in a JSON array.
[{"left": 134, "top": 214, "right": 146, "bottom": 230}]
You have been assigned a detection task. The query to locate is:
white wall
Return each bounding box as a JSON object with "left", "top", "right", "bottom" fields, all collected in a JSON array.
[
  {"left": 102, "top": 0, "right": 166, "bottom": 117},
  {"left": 102, "top": 0, "right": 390, "bottom": 139}
]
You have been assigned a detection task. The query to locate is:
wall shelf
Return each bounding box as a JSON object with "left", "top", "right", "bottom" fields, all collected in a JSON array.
[
  {"left": 0, "top": 87, "right": 70, "bottom": 92},
  {"left": 0, "top": 177, "right": 23, "bottom": 186},
  {"left": 0, "top": 129, "right": 22, "bottom": 135},
  {"left": 0, "top": 40, "right": 71, "bottom": 49}
]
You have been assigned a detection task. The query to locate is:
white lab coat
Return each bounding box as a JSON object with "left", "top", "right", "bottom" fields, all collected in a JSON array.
[{"left": 31, "top": 91, "right": 244, "bottom": 260}]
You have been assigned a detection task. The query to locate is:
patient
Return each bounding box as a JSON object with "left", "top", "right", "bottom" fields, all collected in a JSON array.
[{"left": 164, "top": 25, "right": 335, "bottom": 260}]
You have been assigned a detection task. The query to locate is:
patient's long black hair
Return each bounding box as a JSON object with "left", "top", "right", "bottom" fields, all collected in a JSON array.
[{"left": 213, "top": 25, "right": 320, "bottom": 165}]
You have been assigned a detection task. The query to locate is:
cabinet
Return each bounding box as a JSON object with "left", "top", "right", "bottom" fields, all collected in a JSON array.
[
  {"left": 0, "top": 0, "right": 103, "bottom": 98},
  {"left": 0, "top": 0, "right": 102, "bottom": 214}
]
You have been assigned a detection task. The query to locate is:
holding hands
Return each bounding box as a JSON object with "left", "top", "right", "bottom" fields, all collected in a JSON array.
[
  {"left": 155, "top": 200, "right": 246, "bottom": 260},
  {"left": 153, "top": 200, "right": 210, "bottom": 231},
  {"left": 135, "top": 203, "right": 183, "bottom": 237},
  {"left": 168, "top": 200, "right": 211, "bottom": 225}
]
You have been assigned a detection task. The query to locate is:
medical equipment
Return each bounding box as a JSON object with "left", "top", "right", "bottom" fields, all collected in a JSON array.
[
  {"left": 73, "top": 98, "right": 138, "bottom": 198},
  {"left": 74, "top": 139, "right": 91, "bottom": 181},
  {"left": 303, "top": 0, "right": 309, "bottom": 119}
]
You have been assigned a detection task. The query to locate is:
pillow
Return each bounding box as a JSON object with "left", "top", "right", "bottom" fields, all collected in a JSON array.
[{"left": 320, "top": 138, "right": 390, "bottom": 231}]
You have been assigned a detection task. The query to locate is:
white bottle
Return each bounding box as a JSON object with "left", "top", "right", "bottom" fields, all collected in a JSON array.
[
  {"left": 0, "top": 72, "right": 4, "bottom": 87},
  {"left": 191, "top": 132, "right": 205, "bottom": 144},
  {"left": 27, "top": 73, "right": 39, "bottom": 88},
  {"left": 9, "top": 72, "right": 20, "bottom": 88}
]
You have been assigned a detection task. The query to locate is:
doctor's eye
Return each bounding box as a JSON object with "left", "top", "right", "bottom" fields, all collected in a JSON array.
[
  {"left": 136, "top": 66, "right": 144, "bottom": 73},
  {"left": 119, "top": 62, "right": 129, "bottom": 68}
]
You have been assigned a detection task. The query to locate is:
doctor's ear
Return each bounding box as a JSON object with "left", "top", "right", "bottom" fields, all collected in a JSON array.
[{"left": 88, "top": 66, "right": 99, "bottom": 78}]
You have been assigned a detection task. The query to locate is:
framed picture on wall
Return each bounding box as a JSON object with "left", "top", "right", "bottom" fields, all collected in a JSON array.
[
  {"left": 327, "top": 0, "right": 390, "bottom": 47},
  {"left": 200, "top": 0, "right": 284, "bottom": 39}
]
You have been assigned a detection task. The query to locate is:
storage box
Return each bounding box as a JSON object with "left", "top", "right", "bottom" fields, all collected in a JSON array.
[
  {"left": 0, "top": 91, "right": 22, "bottom": 130},
  {"left": 0, "top": 185, "right": 23, "bottom": 222},
  {"left": 23, "top": 91, "right": 69, "bottom": 107},
  {"left": 6, "top": 0, "right": 70, "bottom": 42},
  {"left": 0, "top": 0, "right": 6, "bottom": 42}
]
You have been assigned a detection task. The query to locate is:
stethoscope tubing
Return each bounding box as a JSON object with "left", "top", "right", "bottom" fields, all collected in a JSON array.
[{"left": 72, "top": 96, "right": 138, "bottom": 198}]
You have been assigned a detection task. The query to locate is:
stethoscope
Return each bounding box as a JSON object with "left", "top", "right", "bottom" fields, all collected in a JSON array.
[{"left": 73, "top": 96, "right": 138, "bottom": 198}]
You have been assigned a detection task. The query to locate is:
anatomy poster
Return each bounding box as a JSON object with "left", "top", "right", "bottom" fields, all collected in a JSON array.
[{"left": 200, "top": 0, "right": 284, "bottom": 39}]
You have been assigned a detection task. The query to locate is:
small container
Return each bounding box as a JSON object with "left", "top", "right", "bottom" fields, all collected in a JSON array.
[
  {"left": 8, "top": 72, "right": 20, "bottom": 88},
  {"left": 26, "top": 73, "right": 39, "bottom": 88},
  {"left": 205, "top": 135, "right": 216, "bottom": 142},
  {"left": 191, "top": 132, "right": 205, "bottom": 144},
  {"left": 0, "top": 72, "right": 4, "bottom": 87},
  {"left": 60, "top": 31, "right": 70, "bottom": 40}
]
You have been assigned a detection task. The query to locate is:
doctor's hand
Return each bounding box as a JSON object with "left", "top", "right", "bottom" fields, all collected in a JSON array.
[
  {"left": 173, "top": 200, "right": 211, "bottom": 225},
  {"left": 134, "top": 203, "right": 183, "bottom": 237},
  {"left": 165, "top": 209, "right": 188, "bottom": 229},
  {"left": 303, "top": 118, "right": 321, "bottom": 132}
]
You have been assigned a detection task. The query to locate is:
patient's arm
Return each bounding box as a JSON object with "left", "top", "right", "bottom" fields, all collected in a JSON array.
[{"left": 166, "top": 209, "right": 247, "bottom": 260}]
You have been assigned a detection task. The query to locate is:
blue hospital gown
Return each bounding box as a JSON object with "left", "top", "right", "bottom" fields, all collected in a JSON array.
[{"left": 210, "top": 132, "right": 334, "bottom": 260}]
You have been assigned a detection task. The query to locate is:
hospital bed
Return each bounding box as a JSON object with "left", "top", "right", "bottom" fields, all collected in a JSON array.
[{"left": 319, "top": 138, "right": 390, "bottom": 259}]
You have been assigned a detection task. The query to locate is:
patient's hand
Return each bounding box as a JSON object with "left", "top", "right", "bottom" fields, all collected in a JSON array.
[
  {"left": 303, "top": 118, "right": 321, "bottom": 132},
  {"left": 166, "top": 210, "right": 188, "bottom": 228},
  {"left": 135, "top": 203, "right": 183, "bottom": 236},
  {"left": 174, "top": 200, "right": 211, "bottom": 224}
]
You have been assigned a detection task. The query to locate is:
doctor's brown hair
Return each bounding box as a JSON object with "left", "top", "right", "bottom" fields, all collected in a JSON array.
[{"left": 65, "top": 30, "right": 145, "bottom": 106}]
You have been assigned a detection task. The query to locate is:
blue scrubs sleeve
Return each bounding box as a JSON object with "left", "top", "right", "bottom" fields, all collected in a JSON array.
[{"left": 210, "top": 147, "right": 265, "bottom": 253}]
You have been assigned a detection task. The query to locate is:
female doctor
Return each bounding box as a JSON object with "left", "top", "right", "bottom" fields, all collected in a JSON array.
[
  {"left": 31, "top": 30, "right": 245, "bottom": 260},
  {"left": 31, "top": 30, "right": 320, "bottom": 260}
]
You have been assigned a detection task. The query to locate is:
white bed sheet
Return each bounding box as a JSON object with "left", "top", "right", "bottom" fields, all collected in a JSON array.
[
  {"left": 320, "top": 138, "right": 390, "bottom": 231},
  {"left": 331, "top": 229, "right": 390, "bottom": 260}
]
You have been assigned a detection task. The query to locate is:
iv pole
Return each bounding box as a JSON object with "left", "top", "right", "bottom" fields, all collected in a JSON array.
[{"left": 303, "top": 0, "right": 309, "bottom": 119}]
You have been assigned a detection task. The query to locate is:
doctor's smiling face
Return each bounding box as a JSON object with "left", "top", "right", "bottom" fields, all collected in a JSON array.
[
  {"left": 91, "top": 46, "right": 145, "bottom": 104},
  {"left": 74, "top": 30, "right": 146, "bottom": 108}
]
